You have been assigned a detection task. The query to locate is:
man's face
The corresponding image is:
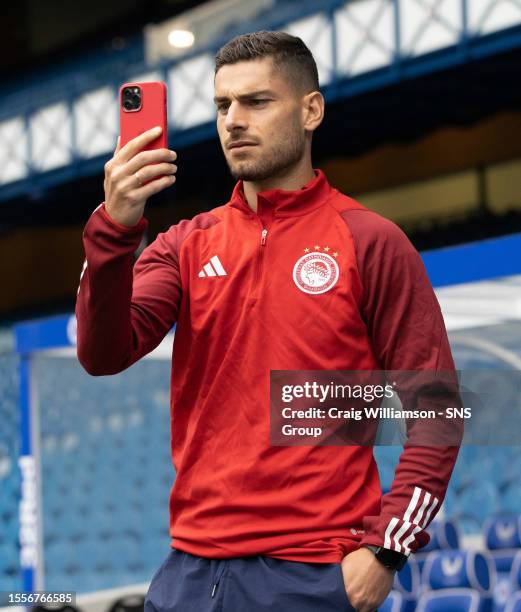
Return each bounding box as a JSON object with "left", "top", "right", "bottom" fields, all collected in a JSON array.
[{"left": 214, "top": 58, "right": 307, "bottom": 182}]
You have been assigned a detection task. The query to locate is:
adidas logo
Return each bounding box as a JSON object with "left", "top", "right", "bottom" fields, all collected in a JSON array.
[{"left": 198, "top": 255, "right": 227, "bottom": 277}]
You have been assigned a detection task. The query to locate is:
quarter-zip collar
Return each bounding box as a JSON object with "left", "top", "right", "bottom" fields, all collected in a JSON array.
[{"left": 228, "top": 169, "right": 334, "bottom": 222}]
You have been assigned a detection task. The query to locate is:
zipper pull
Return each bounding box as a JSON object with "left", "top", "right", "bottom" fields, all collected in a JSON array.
[
  {"left": 211, "top": 561, "right": 227, "bottom": 598},
  {"left": 260, "top": 228, "right": 268, "bottom": 245},
  {"left": 211, "top": 576, "right": 222, "bottom": 598}
]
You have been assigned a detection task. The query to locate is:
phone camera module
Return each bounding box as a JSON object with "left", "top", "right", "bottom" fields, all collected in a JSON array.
[{"left": 122, "top": 86, "right": 141, "bottom": 111}]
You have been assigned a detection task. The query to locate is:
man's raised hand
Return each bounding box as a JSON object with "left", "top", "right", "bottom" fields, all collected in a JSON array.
[{"left": 103, "top": 126, "right": 177, "bottom": 227}]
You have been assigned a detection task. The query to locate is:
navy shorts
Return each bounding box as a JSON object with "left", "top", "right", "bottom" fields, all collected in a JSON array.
[{"left": 144, "top": 547, "right": 356, "bottom": 611}]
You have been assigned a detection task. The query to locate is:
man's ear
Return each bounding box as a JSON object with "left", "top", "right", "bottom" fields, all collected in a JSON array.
[{"left": 302, "top": 90, "right": 325, "bottom": 132}]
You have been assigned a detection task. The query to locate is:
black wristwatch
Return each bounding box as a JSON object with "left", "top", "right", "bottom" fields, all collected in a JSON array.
[{"left": 363, "top": 545, "right": 408, "bottom": 571}]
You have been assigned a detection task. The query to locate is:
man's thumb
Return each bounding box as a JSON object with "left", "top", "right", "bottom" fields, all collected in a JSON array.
[{"left": 115, "top": 135, "right": 121, "bottom": 153}]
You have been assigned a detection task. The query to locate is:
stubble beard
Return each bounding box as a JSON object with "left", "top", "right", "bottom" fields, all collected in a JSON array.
[{"left": 226, "top": 129, "right": 306, "bottom": 182}]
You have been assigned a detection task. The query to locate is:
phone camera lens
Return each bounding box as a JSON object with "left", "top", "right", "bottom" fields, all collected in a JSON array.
[{"left": 122, "top": 86, "right": 141, "bottom": 111}]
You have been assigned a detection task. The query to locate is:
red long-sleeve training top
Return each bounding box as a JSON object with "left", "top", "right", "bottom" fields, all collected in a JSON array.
[{"left": 75, "top": 168, "right": 462, "bottom": 563}]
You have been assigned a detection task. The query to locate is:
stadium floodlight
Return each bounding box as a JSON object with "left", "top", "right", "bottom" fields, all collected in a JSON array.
[
  {"left": 168, "top": 29, "right": 195, "bottom": 49},
  {"left": 144, "top": 0, "right": 273, "bottom": 63}
]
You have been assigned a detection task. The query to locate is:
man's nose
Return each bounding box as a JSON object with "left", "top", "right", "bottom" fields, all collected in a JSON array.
[{"left": 225, "top": 101, "right": 248, "bottom": 131}]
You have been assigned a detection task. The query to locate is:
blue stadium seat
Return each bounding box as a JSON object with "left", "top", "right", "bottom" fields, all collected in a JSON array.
[
  {"left": 395, "top": 555, "right": 421, "bottom": 595},
  {"left": 74, "top": 537, "right": 106, "bottom": 572},
  {"left": 393, "top": 556, "right": 420, "bottom": 610},
  {"left": 147, "top": 503, "right": 171, "bottom": 537},
  {"left": 439, "top": 516, "right": 458, "bottom": 542},
  {"left": 104, "top": 536, "right": 140, "bottom": 571},
  {"left": 505, "top": 591, "right": 521, "bottom": 612},
  {"left": 141, "top": 537, "right": 171, "bottom": 569},
  {"left": 485, "top": 516, "right": 521, "bottom": 551},
  {"left": 45, "top": 541, "right": 74, "bottom": 574},
  {"left": 484, "top": 514, "right": 521, "bottom": 609},
  {"left": 483, "top": 516, "right": 521, "bottom": 610},
  {"left": 380, "top": 590, "right": 405, "bottom": 612},
  {"left": 494, "top": 573, "right": 515, "bottom": 612},
  {"left": 0, "top": 543, "right": 18, "bottom": 574},
  {"left": 142, "top": 478, "right": 171, "bottom": 507},
  {"left": 423, "top": 550, "right": 495, "bottom": 593},
  {"left": 512, "top": 552, "right": 521, "bottom": 590},
  {"left": 108, "top": 509, "right": 144, "bottom": 537},
  {"left": 57, "top": 511, "right": 92, "bottom": 538},
  {"left": 412, "top": 550, "right": 430, "bottom": 575},
  {"left": 423, "top": 519, "right": 461, "bottom": 552},
  {"left": 0, "top": 573, "right": 22, "bottom": 595},
  {"left": 417, "top": 588, "right": 484, "bottom": 611},
  {"left": 86, "top": 509, "right": 115, "bottom": 536}
]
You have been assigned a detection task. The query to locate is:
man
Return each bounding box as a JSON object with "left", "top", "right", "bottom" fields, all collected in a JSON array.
[{"left": 76, "top": 31, "right": 462, "bottom": 611}]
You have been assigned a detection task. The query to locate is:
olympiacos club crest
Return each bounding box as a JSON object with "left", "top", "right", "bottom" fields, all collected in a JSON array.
[{"left": 293, "top": 246, "right": 339, "bottom": 295}]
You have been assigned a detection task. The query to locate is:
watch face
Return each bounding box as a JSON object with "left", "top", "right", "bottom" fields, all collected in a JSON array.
[
  {"left": 363, "top": 545, "right": 407, "bottom": 570},
  {"left": 375, "top": 547, "right": 408, "bottom": 570}
]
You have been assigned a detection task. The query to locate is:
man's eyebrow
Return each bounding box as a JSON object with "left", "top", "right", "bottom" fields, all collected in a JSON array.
[{"left": 213, "top": 90, "right": 276, "bottom": 103}]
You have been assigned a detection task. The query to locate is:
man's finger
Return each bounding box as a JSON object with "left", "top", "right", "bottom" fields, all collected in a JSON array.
[
  {"left": 138, "top": 173, "right": 176, "bottom": 199},
  {"left": 116, "top": 126, "right": 162, "bottom": 162},
  {"left": 114, "top": 135, "right": 121, "bottom": 154}
]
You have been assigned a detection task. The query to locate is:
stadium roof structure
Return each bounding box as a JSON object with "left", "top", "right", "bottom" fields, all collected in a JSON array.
[{"left": 0, "top": 0, "right": 520, "bottom": 205}]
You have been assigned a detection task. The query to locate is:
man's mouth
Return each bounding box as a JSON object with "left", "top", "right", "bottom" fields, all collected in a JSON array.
[{"left": 228, "top": 141, "right": 258, "bottom": 150}]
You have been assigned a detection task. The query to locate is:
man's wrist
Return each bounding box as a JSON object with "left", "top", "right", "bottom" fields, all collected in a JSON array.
[
  {"left": 101, "top": 202, "right": 146, "bottom": 231},
  {"left": 363, "top": 544, "right": 408, "bottom": 571}
]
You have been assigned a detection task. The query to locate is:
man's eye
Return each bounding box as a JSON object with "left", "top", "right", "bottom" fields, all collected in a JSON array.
[
  {"left": 217, "top": 104, "right": 229, "bottom": 113},
  {"left": 250, "top": 99, "right": 268, "bottom": 105}
]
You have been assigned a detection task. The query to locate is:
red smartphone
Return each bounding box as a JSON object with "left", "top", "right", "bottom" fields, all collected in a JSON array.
[{"left": 119, "top": 81, "right": 168, "bottom": 183}]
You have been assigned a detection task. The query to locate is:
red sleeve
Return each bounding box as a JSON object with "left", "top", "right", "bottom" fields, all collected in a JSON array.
[
  {"left": 75, "top": 202, "right": 181, "bottom": 376},
  {"left": 342, "top": 209, "right": 463, "bottom": 555}
]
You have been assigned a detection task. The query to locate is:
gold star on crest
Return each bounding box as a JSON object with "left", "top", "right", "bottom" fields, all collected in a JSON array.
[
  {"left": 314, "top": 245, "right": 320, "bottom": 250},
  {"left": 332, "top": 251, "right": 338, "bottom": 258},
  {"left": 304, "top": 247, "right": 310, "bottom": 253},
  {"left": 324, "top": 246, "right": 330, "bottom": 252}
]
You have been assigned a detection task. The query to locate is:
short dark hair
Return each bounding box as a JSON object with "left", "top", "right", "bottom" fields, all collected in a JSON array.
[{"left": 214, "top": 30, "right": 319, "bottom": 94}]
